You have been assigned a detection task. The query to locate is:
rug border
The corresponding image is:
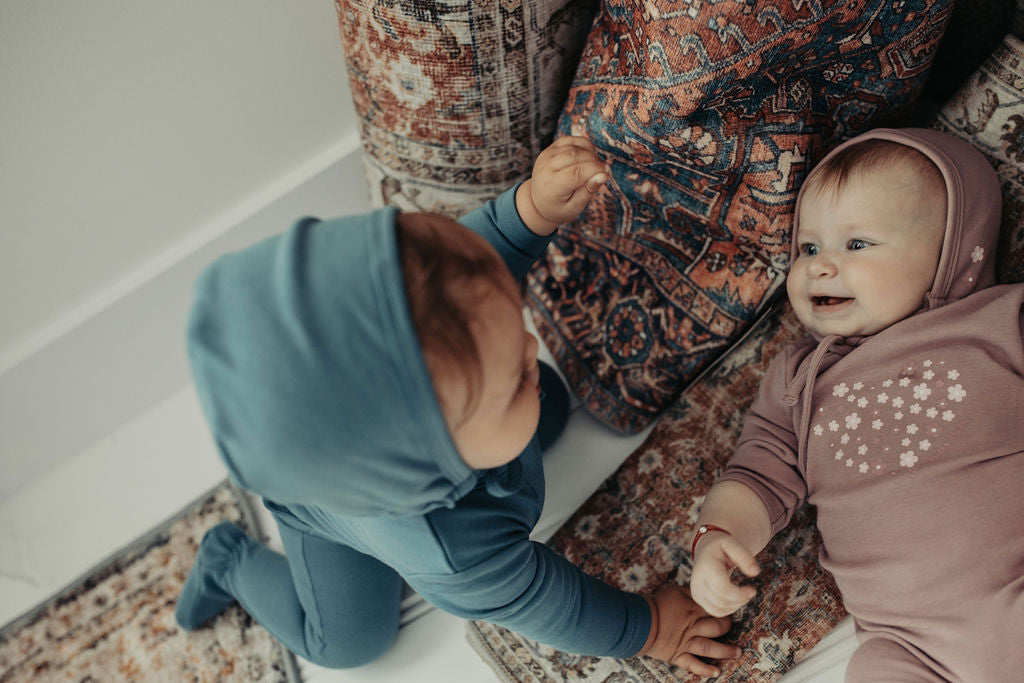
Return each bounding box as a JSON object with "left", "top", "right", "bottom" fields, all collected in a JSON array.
[
  {"left": 0, "top": 478, "right": 302, "bottom": 683},
  {"left": 464, "top": 621, "right": 525, "bottom": 683}
]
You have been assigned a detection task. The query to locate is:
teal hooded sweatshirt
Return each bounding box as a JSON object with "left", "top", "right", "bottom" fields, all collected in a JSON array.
[{"left": 186, "top": 186, "right": 652, "bottom": 657}]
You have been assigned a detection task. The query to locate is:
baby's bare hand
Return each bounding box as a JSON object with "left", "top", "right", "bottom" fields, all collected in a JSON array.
[
  {"left": 528, "top": 136, "right": 609, "bottom": 227},
  {"left": 641, "top": 585, "right": 742, "bottom": 677},
  {"left": 690, "top": 536, "right": 760, "bottom": 618}
]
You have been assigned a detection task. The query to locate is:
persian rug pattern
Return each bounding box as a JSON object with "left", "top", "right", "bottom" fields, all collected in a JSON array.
[
  {"left": 334, "top": 0, "right": 598, "bottom": 216},
  {"left": 933, "top": 32, "right": 1024, "bottom": 284},
  {"left": 526, "top": 0, "right": 953, "bottom": 432},
  {"left": 0, "top": 483, "right": 298, "bottom": 683},
  {"left": 468, "top": 303, "right": 848, "bottom": 681}
]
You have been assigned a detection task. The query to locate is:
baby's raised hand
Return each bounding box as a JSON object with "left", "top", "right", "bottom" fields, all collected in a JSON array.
[
  {"left": 690, "top": 533, "right": 760, "bottom": 618},
  {"left": 639, "top": 584, "right": 740, "bottom": 677},
  {"left": 515, "top": 136, "right": 609, "bottom": 236}
]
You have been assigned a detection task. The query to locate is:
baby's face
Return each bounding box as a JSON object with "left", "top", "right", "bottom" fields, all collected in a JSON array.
[
  {"left": 419, "top": 222, "right": 542, "bottom": 470},
  {"left": 444, "top": 276, "right": 542, "bottom": 470},
  {"left": 787, "top": 162, "right": 946, "bottom": 338}
]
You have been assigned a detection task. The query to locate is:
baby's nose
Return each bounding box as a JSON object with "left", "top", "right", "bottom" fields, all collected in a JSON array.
[{"left": 810, "top": 253, "right": 838, "bottom": 278}]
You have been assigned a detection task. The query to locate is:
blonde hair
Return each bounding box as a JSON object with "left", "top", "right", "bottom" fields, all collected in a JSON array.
[{"left": 803, "top": 138, "right": 946, "bottom": 203}]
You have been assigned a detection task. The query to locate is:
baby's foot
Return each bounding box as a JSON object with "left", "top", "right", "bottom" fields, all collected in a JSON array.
[{"left": 174, "top": 521, "right": 247, "bottom": 630}]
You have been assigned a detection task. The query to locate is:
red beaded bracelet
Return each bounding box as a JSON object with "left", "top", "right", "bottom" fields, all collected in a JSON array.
[{"left": 690, "top": 524, "right": 731, "bottom": 556}]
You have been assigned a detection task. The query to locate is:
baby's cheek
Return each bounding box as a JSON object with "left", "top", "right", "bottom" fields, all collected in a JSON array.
[{"left": 786, "top": 266, "right": 803, "bottom": 294}]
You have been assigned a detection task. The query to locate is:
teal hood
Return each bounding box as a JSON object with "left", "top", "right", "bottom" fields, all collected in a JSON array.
[{"left": 187, "top": 208, "right": 478, "bottom": 517}]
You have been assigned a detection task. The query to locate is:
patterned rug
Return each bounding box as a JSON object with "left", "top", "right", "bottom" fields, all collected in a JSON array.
[
  {"left": 526, "top": 0, "right": 954, "bottom": 433},
  {"left": 468, "top": 303, "right": 848, "bottom": 682},
  {"left": 932, "top": 32, "right": 1024, "bottom": 285},
  {"left": 335, "top": 0, "right": 598, "bottom": 216},
  {"left": 0, "top": 482, "right": 300, "bottom": 683}
]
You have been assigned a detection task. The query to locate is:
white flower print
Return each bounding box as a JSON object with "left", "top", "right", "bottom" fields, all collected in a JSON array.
[
  {"left": 840, "top": 433, "right": 850, "bottom": 445},
  {"left": 913, "top": 383, "right": 931, "bottom": 401},
  {"left": 910, "top": 403, "right": 922, "bottom": 414},
  {"left": 847, "top": 394, "right": 857, "bottom": 403},
  {"left": 845, "top": 413, "right": 861, "bottom": 430},
  {"left": 813, "top": 424, "right": 824, "bottom": 437},
  {"left": 947, "top": 369, "right": 959, "bottom": 380},
  {"left": 859, "top": 462, "right": 869, "bottom": 474},
  {"left": 899, "top": 377, "right": 911, "bottom": 387},
  {"left": 891, "top": 397, "right": 905, "bottom": 409},
  {"left": 846, "top": 458, "right": 854, "bottom": 467},
  {"left": 900, "top": 451, "right": 918, "bottom": 468},
  {"left": 971, "top": 246, "right": 984, "bottom": 262},
  {"left": 872, "top": 419, "right": 883, "bottom": 430},
  {"left": 388, "top": 55, "right": 438, "bottom": 108},
  {"left": 833, "top": 383, "right": 849, "bottom": 397},
  {"left": 923, "top": 360, "right": 932, "bottom": 368},
  {"left": 857, "top": 397, "right": 868, "bottom": 408},
  {"left": 882, "top": 379, "right": 893, "bottom": 388},
  {"left": 943, "top": 410, "right": 955, "bottom": 422},
  {"left": 575, "top": 514, "right": 600, "bottom": 539},
  {"left": 877, "top": 393, "right": 889, "bottom": 404},
  {"left": 948, "top": 384, "right": 967, "bottom": 402},
  {"left": 638, "top": 449, "right": 663, "bottom": 474},
  {"left": 853, "top": 382, "right": 864, "bottom": 390},
  {"left": 926, "top": 407, "right": 938, "bottom": 419},
  {"left": 923, "top": 370, "right": 934, "bottom": 380},
  {"left": 858, "top": 444, "right": 868, "bottom": 455},
  {"left": 919, "top": 439, "right": 931, "bottom": 451},
  {"left": 828, "top": 420, "right": 839, "bottom": 432},
  {"left": 835, "top": 450, "right": 844, "bottom": 460},
  {"left": 895, "top": 411, "right": 904, "bottom": 420},
  {"left": 902, "top": 437, "right": 911, "bottom": 447},
  {"left": 619, "top": 564, "right": 649, "bottom": 592},
  {"left": 906, "top": 424, "right": 919, "bottom": 435}
]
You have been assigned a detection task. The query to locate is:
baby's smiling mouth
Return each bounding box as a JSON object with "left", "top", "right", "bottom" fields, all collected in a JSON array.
[{"left": 812, "top": 295, "right": 853, "bottom": 307}]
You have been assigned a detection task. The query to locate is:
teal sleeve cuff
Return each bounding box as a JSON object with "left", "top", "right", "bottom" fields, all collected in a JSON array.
[{"left": 458, "top": 182, "right": 553, "bottom": 280}]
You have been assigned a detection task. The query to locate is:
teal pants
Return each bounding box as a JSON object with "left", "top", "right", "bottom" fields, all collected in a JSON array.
[{"left": 174, "top": 361, "right": 569, "bottom": 668}]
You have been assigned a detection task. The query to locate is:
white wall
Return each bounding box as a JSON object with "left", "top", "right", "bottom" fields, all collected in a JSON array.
[{"left": 0, "top": 2, "right": 368, "bottom": 501}]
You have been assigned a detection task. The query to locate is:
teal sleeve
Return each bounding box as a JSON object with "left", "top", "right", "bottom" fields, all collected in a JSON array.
[
  {"left": 321, "top": 440, "right": 652, "bottom": 657},
  {"left": 458, "top": 183, "right": 553, "bottom": 280},
  {"left": 404, "top": 537, "right": 652, "bottom": 658}
]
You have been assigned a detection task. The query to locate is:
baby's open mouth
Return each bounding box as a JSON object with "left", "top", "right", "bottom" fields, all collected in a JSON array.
[{"left": 812, "top": 296, "right": 852, "bottom": 306}]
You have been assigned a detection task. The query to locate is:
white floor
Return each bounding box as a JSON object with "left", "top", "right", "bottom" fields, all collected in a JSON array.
[{"left": 0, "top": 331, "right": 854, "bottom": 682}]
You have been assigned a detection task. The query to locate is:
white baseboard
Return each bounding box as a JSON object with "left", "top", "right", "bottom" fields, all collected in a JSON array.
[{"left": 0, "top": 135, "right": 371, "bottom": 503}]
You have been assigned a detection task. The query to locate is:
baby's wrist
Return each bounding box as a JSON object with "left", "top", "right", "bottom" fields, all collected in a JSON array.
[
  {"left": 691, "top": 523, "right": 731, "bottom": 557},
  {"left": 514, "top": 180, "right": 559, "bottom": 236},
  {"left": 638, "top": 594, "right": 660, "bottom": 655}
]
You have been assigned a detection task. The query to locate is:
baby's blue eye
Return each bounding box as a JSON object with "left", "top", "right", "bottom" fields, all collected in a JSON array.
[
  {"left": 848, "top": 239, "right": 869, "bottom": 251},
  {"left": 799, "top": 243, "right": 819, "bottom": 256}
]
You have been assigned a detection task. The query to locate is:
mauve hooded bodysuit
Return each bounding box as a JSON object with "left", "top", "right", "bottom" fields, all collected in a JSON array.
[{"left": 720, "top": 128, "right": 1024, "bottom": 681}]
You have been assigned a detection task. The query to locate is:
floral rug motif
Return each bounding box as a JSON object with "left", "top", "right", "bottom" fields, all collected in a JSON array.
[
  {"left": 468, "top": 303, "right": 848, "bottom": 682},
  {"left": 0, "top": 483, "right": 299, "bottom": 683},
  {"left": 335, "top": 0, "right": 598, "bottom": 216},
  {"left": 933, "top": 32, "right": 1024, "bottom": 285}
]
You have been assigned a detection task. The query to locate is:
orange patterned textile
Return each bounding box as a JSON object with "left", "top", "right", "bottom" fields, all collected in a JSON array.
[
  {"left": 527, "top": 0, "right": 954, "bottom": 432},
  {"left": 0, "top": 484, "right": 298, "bottom": 683},
  {"left": 335, "top": 0, "right": 598, "bottom": 216}
]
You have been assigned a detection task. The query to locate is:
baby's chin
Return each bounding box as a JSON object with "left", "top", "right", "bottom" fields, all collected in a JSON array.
[
  {"left": 803, "top": 320, "right": 888, "bottom": 340},
  {"left": 793, "top": 310, "right": 871, "bottom": 339}
]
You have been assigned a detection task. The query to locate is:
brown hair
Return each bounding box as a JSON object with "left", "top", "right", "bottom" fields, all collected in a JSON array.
[
  {"left": 804, "top": 138, "right": 947, "bottom": 203},
  {"left": 395, "top": 211, "right": 511, "bottom": 426}
]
